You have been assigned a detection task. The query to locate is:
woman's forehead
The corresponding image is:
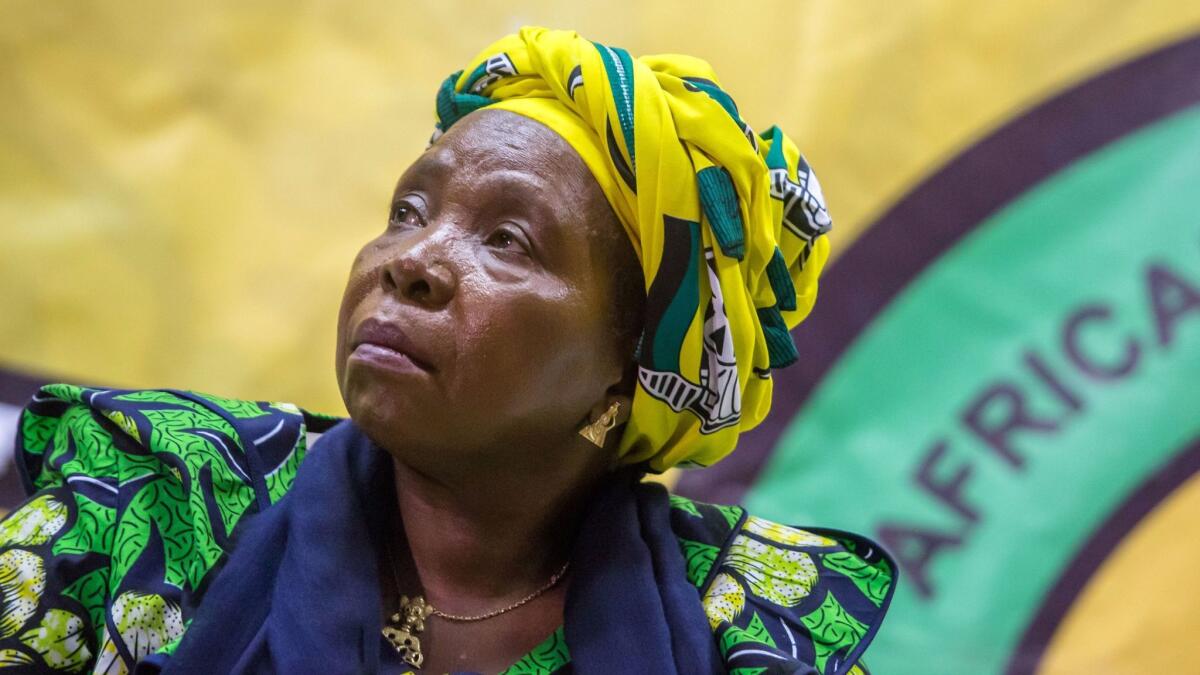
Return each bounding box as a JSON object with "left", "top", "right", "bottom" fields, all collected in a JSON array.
[{"left": 417, "top": 109, "right": 585, "bottom": 181}]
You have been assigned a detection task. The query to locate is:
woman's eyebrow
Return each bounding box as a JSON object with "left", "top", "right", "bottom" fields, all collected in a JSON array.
[{"left": 393, "top": 151, "right": 456, "bottom": 194}]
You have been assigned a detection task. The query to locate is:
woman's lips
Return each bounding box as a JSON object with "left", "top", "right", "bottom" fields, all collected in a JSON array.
[
  {"left": 349, "top": 342, "right": 431, "bottom": 375},
  {"left": 350, "top": 318, "right": 437, "bottom": 373}
]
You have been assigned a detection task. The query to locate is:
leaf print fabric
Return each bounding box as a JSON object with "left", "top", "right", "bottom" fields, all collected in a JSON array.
[
  {"left": 19, "top": 608, "right": 91, "bottom": 671},
  {"left": 703, "top": 572, "right": 747, "bottom": 629},
  {"left": 0, "top": 550, "right": 44, "bottom": 640},
  {"left": 724, "top": 534, "right": 818, "bottom": 607},
  {"left": 0, "top": 385, "right": 317, "bottom": 673},
  {"left": 0, "top": 496, "right": 67, "bottom": 547},
  {"left": 802, "top": 592, "right": 871, "bottom": 673},
  {"left": 668, "top": 495, "right": 896, "bottom": 675},
  {"left": 744, "top": 515, "right": 835, "bottom": 547}
]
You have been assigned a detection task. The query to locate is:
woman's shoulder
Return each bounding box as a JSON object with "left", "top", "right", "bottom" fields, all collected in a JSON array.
[
  {"left": 0, "top": 384, "right": 336, "bottom": 672},
  {"left": 666, "top": 492, "right": 896, "bottom": 675},
  {"left": 17, "top": 383, "right": 337, "bottom": 502}
]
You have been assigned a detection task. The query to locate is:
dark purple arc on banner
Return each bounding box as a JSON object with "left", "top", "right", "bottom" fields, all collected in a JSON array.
[
  {"left": 1002, "top": 436, "right": 1200, "bottom": 675},
  {"left": 676, "top": 33, "right": 1200, "bottom": 505},
  {"left": 0, "top": 366, "right": 49, "bottom": 407}
]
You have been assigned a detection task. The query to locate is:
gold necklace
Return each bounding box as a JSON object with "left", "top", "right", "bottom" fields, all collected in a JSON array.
[{"left": 380, "top": 537, "right": 570, "bottom": 669}]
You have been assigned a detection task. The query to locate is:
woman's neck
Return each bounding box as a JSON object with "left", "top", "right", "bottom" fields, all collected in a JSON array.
[{"left": 388, "top": 456, "right": 597, "bottom": 611}]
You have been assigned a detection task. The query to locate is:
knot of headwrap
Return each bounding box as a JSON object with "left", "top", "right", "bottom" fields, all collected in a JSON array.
[{"left": 433, "top": 27, "right": 832, "bottom": 472}]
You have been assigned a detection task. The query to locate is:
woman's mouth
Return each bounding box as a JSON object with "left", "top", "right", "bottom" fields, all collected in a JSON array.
[
  {"left": 349, "top": 342, "right": 431, "bottom": 375},
  {"left": 350, "top": 318, "right": 436, "bottom": 373}
]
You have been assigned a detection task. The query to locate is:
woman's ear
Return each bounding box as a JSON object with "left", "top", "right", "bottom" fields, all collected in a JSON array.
[
  {"left": 577, "top": 359, "right": 638, "bottom": 451},
  {"left": 608, "top": 358, "right": 639, "bottom": 427},
  {"left": 576, "top": 394, "right": 632, "bottom": 464},
  {"left": 612, "top": 393, "right": 633, "bottom": 427},
  {"left": 586, "top": 391, "right": 633, "bottom": 429}
]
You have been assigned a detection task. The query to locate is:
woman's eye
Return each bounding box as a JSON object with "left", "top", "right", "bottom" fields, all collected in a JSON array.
[
  {"left": 486, "top": 228, "right": 525, "bottom": 252},
  {"left": 388, "top": 202, "right": 421, "bottom": 229}
]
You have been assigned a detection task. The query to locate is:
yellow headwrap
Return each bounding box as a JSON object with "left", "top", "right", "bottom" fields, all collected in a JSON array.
[{"left": 433, "top": 27, "right": 832, "bottom": 472}]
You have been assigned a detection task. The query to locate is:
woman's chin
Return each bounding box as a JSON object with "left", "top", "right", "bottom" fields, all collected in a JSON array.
[
  {"left": 342, "top": 379, "right": 417, "bottom": 434},
  {"left": 343, "top": 389, "right": 445, "bottom": 458}
]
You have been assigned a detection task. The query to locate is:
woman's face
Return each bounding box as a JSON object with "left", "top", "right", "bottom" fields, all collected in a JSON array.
[{"left": 336, "top": 109, "right": 639, "bottom": 477}]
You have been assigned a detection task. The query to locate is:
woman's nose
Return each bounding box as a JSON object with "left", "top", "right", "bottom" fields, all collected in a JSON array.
[{"left": 379, "top": 243, "right": 457, "bottom": 309}]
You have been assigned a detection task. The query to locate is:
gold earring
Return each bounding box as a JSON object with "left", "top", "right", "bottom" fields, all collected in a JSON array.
[{"left": 578, "top": 401, "right": 621, "bottom": 448}]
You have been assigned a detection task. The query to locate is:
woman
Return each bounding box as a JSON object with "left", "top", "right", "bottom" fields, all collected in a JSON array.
[{"left": 0, "top": 27, "right": 894, "bottom": 674}]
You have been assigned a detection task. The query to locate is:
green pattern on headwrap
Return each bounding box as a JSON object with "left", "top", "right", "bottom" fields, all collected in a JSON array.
[
  {"left": 592, "top": 42, "right": 637, "bottom": 168},
  {"left": 462, "top": 61, "right": 494, "bottom": 92},
  {"left": 436, "top": 70, "right": 494, "bottom": 133},
  {"left": 762, "top": 125, "right": 787, "bottom": 170},
  {"left": 757, "top": 306, "right": 799, "bottom": 368},
  {"left": 697, "top": 166, "right": 747, "bottom": 259},
  {"left": 766, "top": 247, "right": 797, "bottom": 312},
  {"left": 683, "top": 77, "right": 741, "bottom": 123},
  {"left": 646, "top": 216, "right": 702, "bottom": 373}
]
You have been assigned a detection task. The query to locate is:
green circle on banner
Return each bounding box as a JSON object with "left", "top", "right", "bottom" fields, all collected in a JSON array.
[{"left": 739, "top": 53, "right": 1200, "bottom": 673}]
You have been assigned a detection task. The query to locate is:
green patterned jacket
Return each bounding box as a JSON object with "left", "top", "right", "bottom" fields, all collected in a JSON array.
[{"left": 0, "top": 385, "right": 893, "bottom": 673}]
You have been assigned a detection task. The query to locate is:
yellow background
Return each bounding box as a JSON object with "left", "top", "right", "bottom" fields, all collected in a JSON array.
[{"left": 4, "top": 1, "right": 1197, "bottom": 414}]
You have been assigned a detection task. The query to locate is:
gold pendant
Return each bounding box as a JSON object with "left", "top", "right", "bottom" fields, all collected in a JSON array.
[{"left": 382, "top": 595, "right": 434, "bottom": 668}]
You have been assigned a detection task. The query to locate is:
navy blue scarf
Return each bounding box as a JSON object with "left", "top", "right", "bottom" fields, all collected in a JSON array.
[{"left": 157, "top": 419, "right": 722, "bottom": 674}]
